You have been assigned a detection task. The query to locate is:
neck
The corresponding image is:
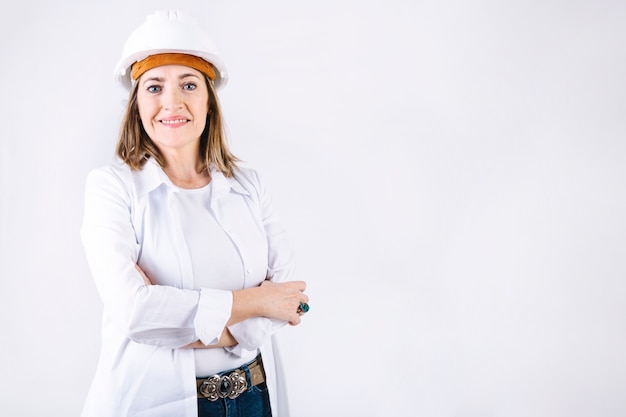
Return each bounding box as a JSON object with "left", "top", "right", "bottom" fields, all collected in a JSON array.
[
  {"left": 165, "top": 165, "right": 211, "bottom": 189},
  {"left": 162, "top": 153, "right": 210, "bottom": 189}
]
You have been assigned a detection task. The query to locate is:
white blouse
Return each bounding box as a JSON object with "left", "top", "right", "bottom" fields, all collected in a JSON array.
[
  {"left": 173, "top": 184, "right": 260, "bottom": 376},
  {"left": 80, "top": 158, "right": 293, "bottom": 417}
]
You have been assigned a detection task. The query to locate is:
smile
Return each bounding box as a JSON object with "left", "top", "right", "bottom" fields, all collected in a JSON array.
[{"left": 160, "top": 119, "right": 189, "bottom": 125}]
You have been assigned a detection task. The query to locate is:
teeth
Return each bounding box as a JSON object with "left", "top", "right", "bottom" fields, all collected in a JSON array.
[{"left": 161, "top": 119, "right": 187, "bottom": 125}]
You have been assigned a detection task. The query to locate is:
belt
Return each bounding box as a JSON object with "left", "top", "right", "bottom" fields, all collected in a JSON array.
[{"left": 196, "top": 355, "right": 265, "bottom": 401}]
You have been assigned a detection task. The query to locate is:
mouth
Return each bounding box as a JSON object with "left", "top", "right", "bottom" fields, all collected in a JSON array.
[{"left": 159, "top": 118, "right": 190, "bottom": 126}]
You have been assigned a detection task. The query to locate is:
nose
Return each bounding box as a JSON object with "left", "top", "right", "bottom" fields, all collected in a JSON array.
[{"left": 162, "top": 85, "right": 184, "bottom": 110}]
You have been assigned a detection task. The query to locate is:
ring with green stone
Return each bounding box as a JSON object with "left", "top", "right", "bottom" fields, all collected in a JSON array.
[{"left": 297, "top": 303, "right": 310, "bottom": 314}]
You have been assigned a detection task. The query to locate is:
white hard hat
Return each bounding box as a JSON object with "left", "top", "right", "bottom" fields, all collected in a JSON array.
[{"left": 114, "top": 10, "right": 228, "bottom": 90}]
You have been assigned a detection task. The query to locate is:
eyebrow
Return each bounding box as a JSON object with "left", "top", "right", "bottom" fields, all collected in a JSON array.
[
  {"left": 141, "top": 73, "right": 201, "bottom": 85},
  {"left": 179, "top": 73, "right": 201, "bottom": 80}
]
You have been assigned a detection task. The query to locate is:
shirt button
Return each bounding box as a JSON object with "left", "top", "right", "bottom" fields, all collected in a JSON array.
[{"left": 246, "top": 268, "right": 252, "bottom": 274}]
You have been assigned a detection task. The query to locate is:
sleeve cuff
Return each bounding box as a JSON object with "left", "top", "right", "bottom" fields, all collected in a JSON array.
[
  {"left": 193, "top": 288, "right": 233, "bottom": 345},
  {"left": 226, "top": 317, "right": 289, "bottom": 356},
  {"left": 224, "top": 343, "right": 250, "bottom": 357},
  {"left": 227, "top": 317, "right": 272, "bottom": 352}
]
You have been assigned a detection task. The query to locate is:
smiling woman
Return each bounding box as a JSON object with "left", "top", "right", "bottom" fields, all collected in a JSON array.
[
  {"left": 80, "top": 10, "right": 308, "bottom": 417},
  {"left": 116, "top": 56, "right": 233, "bottom": 185},
  {"left": 136, "top": 66, "right": 211, "bottom": 187}
]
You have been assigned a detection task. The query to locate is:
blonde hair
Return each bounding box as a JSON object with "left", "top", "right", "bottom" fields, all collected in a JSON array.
[{"left": 116, "top": 74, "right": 239, "bottom": 177}]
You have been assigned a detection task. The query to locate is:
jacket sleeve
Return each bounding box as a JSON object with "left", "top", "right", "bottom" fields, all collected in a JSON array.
[
  {"left": 81, "top": 166, "right": 232, "bottom": 349},
  {"left": 226, "top": 169, "right": 294, "bottom": 355}
]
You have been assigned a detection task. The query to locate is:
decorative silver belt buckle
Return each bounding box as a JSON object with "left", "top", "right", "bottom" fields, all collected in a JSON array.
[{"left": 199, "top": 371, "right": 248, "bottom": 401}]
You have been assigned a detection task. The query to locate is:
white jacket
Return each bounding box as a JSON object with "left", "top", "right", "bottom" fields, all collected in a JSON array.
[{"left": 80, "top": 158, "right": 293, "bottom": 417}]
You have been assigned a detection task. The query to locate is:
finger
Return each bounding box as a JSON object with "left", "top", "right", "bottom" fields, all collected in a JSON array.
[
  {"left": 259, "top": 280, "right": 274, "bottom": 287},
  {"left": 135, "top": 264, "right": 153, "bottom": 285},
  {"left": 284, "top": 280, "right": 306, "bottom": 291},
  {"left": 296, "top": 301, "right": 310, "bottom": 314}
]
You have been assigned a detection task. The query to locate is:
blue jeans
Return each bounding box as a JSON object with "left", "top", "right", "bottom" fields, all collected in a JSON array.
[{"left": 197, "top": 361, "right": 272, "bottom": 417}]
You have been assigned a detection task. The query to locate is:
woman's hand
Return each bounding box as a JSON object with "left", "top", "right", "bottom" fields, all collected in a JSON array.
[
  {"left": 257, "top": 280, "right": 309, "bottom": 326},
  {"left": 135, "top": 264, "right": 153, "bottom": 285},
  {"left": 230, "top": 280, "right": 308, "bottom": 326}
]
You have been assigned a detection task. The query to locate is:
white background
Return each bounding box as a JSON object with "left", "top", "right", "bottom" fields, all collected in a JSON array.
[{"left": 1, "top": 1, "right": 626, "bottom": 416}]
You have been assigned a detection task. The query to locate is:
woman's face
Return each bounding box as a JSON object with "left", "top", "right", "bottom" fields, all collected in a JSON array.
[{"left": 136, "top": 64, "right": 209, "bottom": 156}]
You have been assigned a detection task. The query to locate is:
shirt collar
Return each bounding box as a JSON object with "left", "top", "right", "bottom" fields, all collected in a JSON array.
[
  {"left": 133, "top": 158, "right": 169, "bottom": 196},
  {"left": 133, "top": 158, "right": 249, "bottom": 197}
]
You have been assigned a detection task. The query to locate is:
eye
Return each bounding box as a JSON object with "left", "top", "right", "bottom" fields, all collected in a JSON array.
[
  {"left": 146, "top": 85, "right": 161, "bottom": 93},
  {"left": 182, "top": 82, "right": 197, "bottom": 91}
]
